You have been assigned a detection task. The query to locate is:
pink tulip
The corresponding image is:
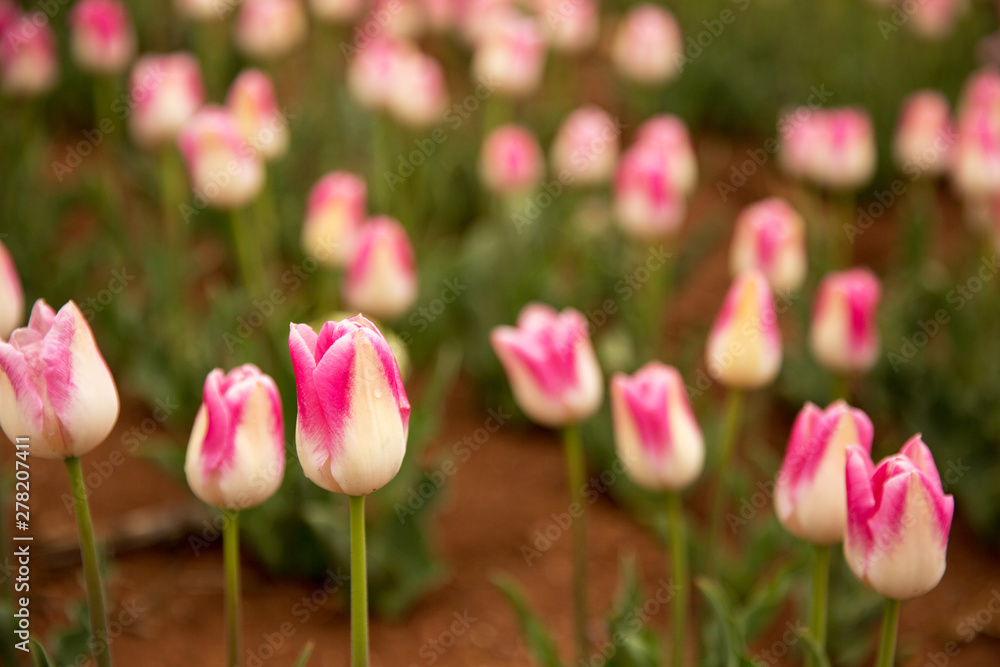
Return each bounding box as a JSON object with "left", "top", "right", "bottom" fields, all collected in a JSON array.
[
  {"left": 69, "top": 0, "right": 135, "bottom": 75},
  {"left": 531, "top": 0, "right": 597, "bottom": 53},
  {"left": 235, "top": 0, "right": 307, "bottom": 60},
  {"left": 614, "top": 143, "right": 686, "bottom": 240},
  {"left": 634, "top": 115, "right": 697, "bottom": 195},
  {"left": 550, "top": 105, "right": 621, "bottom": 186},
  {"left": 226, "top": 69, "right": 289, "bottom": 161},
  {"left": 178, "top": 106, "right": 265, "bottom": 210},
  {"left": 347, "top": 37, "right": 404, "bottom": 111},
  {"left": 371, "top": 0, "right": 426, "bottom": 39},
  {"left": 288, "top": 315, "right": 410, "bottom": 495},
  {"left": 419, "top": 0, "right": 456, "bottom": 32},
  {"left": 0, "top": 300, "right": 119, "bottom": 459},
  {"left": 343, "top": 217, "right": 418, "bottom": 320},
  {"left": 845, "top": 436, "right": 954, "bottom": 600},
  {"left": 780, "top": 107, "right": 876, "bottom": 190},
  {"left": 611, "top": 363, "right": 704, "bottom": 492},
  {"left": 729, "top": 198, "right": 807, "bottom": 294},
  {"left": 952, "top": 69, "right": 1000, "bottom": 199},
  {"left": 456, "top": 0, "right": 512, "bottom": 43},
  {"left": 308, "top": 0, "right": 366, "bottom": 22},
  {"left": 387, "top": 48, "right": 448, "bottom": 128},
  {"left": 774, "top": 401, "right": 874, "bottom": 545},
  {"left": 129, "top": 53, "right": 205, "bottom": 149},
  {"left": 471, "top": 13, "right": 546, "bottom": 98},
  {"left": 611, "top": 4, "right": 683, "bottom": 85},
  {"left": 1, "top": 12, "right": 59, "bottom": 96},
  {"left": 893, "top": 90, "right": 953, "bottom": 177},
  {"left": 810, "top": 268, "right": 882, "bottom": 374},
  {"left": 910, "top": 0, "right": 964, "bottom": 40},
  {"left": 185, "top": 365, "right": 285, "bottom": 509},
  {"left": 705, "top": 270, "right": 783, "bottom": 389},
  {"left": 0, "top": 240, "right": 24, "bottom": 340},
  {"left": 491, "top": 303, "right": 603, "bottom": 427},
  {"left": 479, "top": 124, "right": 544, "bottom": 195},
  {"left": 302, "top": 172, "right": 367, "bottom": 267}
]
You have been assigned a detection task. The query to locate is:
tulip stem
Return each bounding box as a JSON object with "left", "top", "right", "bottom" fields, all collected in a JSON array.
[
  {"left": 833, "top": 374, "right": 851, "bottom": 403},
  {"left": 708, "top": 389, "right": 744, "bottom": 572},
  {"left": 349, "top": 495, "right": 369, "bottom": 667},
  {"left": 807, "top": 544, "right": 831, "bottom": 666},
  {"left": 875, "top": 598, "right": 900, "bottom": 667},
  {"left": 65, "top": 457, "right": 113, "bottom": 667},
  {"left": 563, "top": 424, "right": 588, "bottom": 664},
  {"left": 230, "top": 206, "right": 266, "bottom": 299},
  {"left": 666, "top": 491, "right": 688, "bottom": 667},
  {"left": 223, "top": 509, "right": 242, "bottom": 667}
]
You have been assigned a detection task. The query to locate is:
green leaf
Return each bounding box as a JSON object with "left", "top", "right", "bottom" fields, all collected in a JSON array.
[
  {"left": 602, "top": 558, "right": 661, "bottom": 667},
  {"left": 794, "top": 629, "right": 832, "bottom": 667},
  {"left": 293, "top": 641, "right": 315, "bottom": 667},
  {"left": 493, "top": 574, "right": 564, "bottom": 667},
  {"left": 30, "top": 638, "right": 54, "bottom": 667},
  {"left": 696, "top": 577, "right": 748, "bottom": 667},
  {"left": 739, "top": 559, "right": 802, "bottom": 641}
]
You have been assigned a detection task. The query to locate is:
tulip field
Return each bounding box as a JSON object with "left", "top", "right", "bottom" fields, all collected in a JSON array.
[{"left": 4, "top": 0, "right": 1000, "bottom": 665}]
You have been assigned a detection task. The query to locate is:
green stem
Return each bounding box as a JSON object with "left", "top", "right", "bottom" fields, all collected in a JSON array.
[
  {"left": 563, "top": 425, "right": 588, "bottom": 663},
  {"left": 223, "top": 509, "right": 241, "bottom": 667},
  {"left": 160, "top": 147, "right": 183, "bottom": 246},
  {"left": 350, "top": 495, "right": 369, "bottom": 667},
  {"left": 833, "top": 374, "right": 851, "bottom": 403},
  {"left": 640, "top": 238, "right": 675, "bottom": 359},
  {"left": 875, "top": 598, "right": 900, "bottom": 667},
  {"left": 666, "top": 492, "right": 688, "bottom": 667},
  {"left": 230, "top": 206, "right": 266, "bottom": 298},
  {"left": 708, "top": 389, "right": 744, "bottom": 572},
  {"left": 65, "top": 457, "right": 112, "bottom": 667},
  {"left": 807, "top": 545, "right": 831, "bottom": 666},
  {"left": 372, "top": 113, "right": 394, "bottom": 215},
  {"left": 903, "top": 178, "right": 934, "bottom": 274}
]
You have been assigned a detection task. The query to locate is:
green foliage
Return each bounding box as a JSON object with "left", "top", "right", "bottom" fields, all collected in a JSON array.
[{"left": 493, "top": 574, "right": 564, "bottom": 667}]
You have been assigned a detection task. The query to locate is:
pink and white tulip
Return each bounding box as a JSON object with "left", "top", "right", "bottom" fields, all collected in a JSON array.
[
  {"left": 910, "top": 0, "right": 964, "bottom": 40},
  {"left": 774, "top": 401, "right": 874, "bottom": 545},
  {"left": 178, "top": 106, "right": 265, "bottom": 210},
  {"left": 1, "top": 13, "right": 59, "bottom": 96},
  {"left": 614, "top": 144, "right": 686, "bottom": 240},
  {"left": 302, "top": 172, "right": 367, "bottom": 267},
  {"left": 844, "top": 436, "right": 954, "bottom": 600},
  {"left": 634, "top": 115, "right": 697, "bottom": 196},
  {"left": 69, "top": 0, "right": 135, "bottom": 75},
  {"left": 550, "top": 106, "right": 621, "bottom": 186},
  {"left": 185, "top": 365, "right": 285, "bottom": 509},
  {"left": 387, "top": 48, "right": 448, "bottom": 128},
  {"left": 729, "top": 198, "right": 807, "bottom": 294},
  {"left": 705, "top": 270, "right": 783, "bottom": 389},
  {"left": 0, "top": 240, "right": 24, "bottom": 340},
  {"left": 288, "top": 315, "right": 410, "bottom": 496},
  {"left": 128, "top": 53, "right": 206, "bottom": 149},
  {"left": 0, "top": 300, "right": 119, "bottom": 459},
  {"left": 780, "top": 107, "right": 876, "bottom": 190},
  {"left": 226, "top": 69, "right": 289, "bottom": 161},
  {"left": 611, "top": 4, "right": 683, "bottom": 85},
  {"left": 235, "top": 0, "right": 307, "bottom": 60},
  {"left": 532, "top": 0, "right": 597, "bottom": 53},
  {"left": 894, "top": 90, "right": 953, "bottom": 178},
  {"left": 343, "top": 217, "right": 418, "bottom": 320},
  {"left": 491, "top": 303, "right": 603, "bottom": 428},
  {"left": 810, "top": 268, "right": 882, "bottom": 374},
  {"left": 611, "top": 363, "right": 704, "bottom": 492},
  {"left": 479, "top": 124, "right": 544, "bottom": 196},
  {"left": 347, "top": 37, "right": 403, "bottom": 111},
  {"left": 471, "top": 13, "right": 546, "bottom": 98},
  {"left": 952, "top": 70, "right": 1000, "bottom": 200}
]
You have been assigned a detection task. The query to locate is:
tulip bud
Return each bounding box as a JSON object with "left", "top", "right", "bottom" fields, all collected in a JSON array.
[
  {"left": 531, "top": 0, "right": 597, "bottom": 53},
  {"left": 910, "top": 0, "right": 964, "bottom": 40},
  {"left": 550, "top": 106, "right": 620, "bottom": 186},
  {"left": 185, "top": 365, "right": 285, "bottom": 509},
  {"left": 308, "top": 0, "right": 366, "bottom": 22},
  {"left": 0, "top": 240, "right": 24, "bottom": 340},
  {"left": 129, "top": 53, "right": 206, "bottom": 149},
  {"left": 705, "top": 270, "right": 782, "bottom": 389},
  {"left": 303, "top": 172, "right": 367, "bottom": 267},
  {"left": 69, "top": 0, "right": 135, "bottom": 75},
  {"left": 1, "top": 13, "right": 59, "bottom": 97},
  {"left": 952, "top": 70, "right": 1000, "bottom": 199},
  {"left": 634, "top": 115, "right": 697, "bottom": 195},
  {"left": 347, "top": 37, "right": 403, "bottom": 111},
  {"left": 0, "top": 300, "right": 119, "bottom": 459},
  {"left": 729, "top": 198, "right": 807, "bottom": 294},
  {"left": 373, "top": 0, "right": 426, "bottom": 39},
  {"left": 893, "top": 90, "right": 953, "bottom": 177},
  {"left": 774, "top": 401, "right": 874, "bottom": 545},
  {"left": 611, "top": 363, "right": 704, "bottom": 492},
  {"left": 614, "top": 144, "right": 686, "bottom": 240},
  {"left": 387, "top": 48, "right": 448, "bottom": 129},
  {"left": 178, "top": 106, "right": 266, "bottom": 210},
  {"left": 611, "top": 4, "right": 683, "bottom": 85},
  {"left": 491, "top": 303, "right": 603, "bottom": 428},
  {"left": 471, "top": 13, "right": 546, "bottom": 98},
  {"left": 844, "top": 436, "right": 954, "bottom": 600},
  {"left": 456, "top": 0, "right": 511, "bottom": 44},
  {"left": 288, "top": 315, "right": 410, "bottom": 496},
  {"left": 810, "top": 268, "right": 881, "bottom": 374},
  {"left": 235, "top": 0, "right": 307, "bottom": 60},
  {"left": 343, "top": 217, "right": 418, "bottom": 320},
  {"left": 479, "top": 124, "right": 544, "bottom": 195},
  {"left": 226, "top": 69, "right": 289, "bottom": 161},
  {"left": 780, "top": 107, "right": 876, "bottom": 190}
]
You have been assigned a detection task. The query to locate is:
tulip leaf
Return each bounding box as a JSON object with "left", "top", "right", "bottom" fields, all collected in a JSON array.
[
  {"left": 493, "top": 573, "right": 564, "bottom": 667},
  {"left": 293, "top": 641, "right": 315, "bottom": 667},
  {"left": 30, "top": 638, "right": 54, "bottom": 667},
  {"left": 696, "top": 577, "right": 749, "bottom": 667},
  {"left": 794, "top": 629, "right": 832, "bottom": 667},
  {"left": 601, "top": 558, "right": 661, "bottom": 667}
]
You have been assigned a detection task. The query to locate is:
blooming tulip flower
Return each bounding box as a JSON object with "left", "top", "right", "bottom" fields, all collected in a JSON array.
[
  {"left": 780, "top": 107, "right": 876, "bottom": 190},
  {"left": 178, "top": 106, "right": 266, "bottom": 210},
  {"left": 347, "top": 37, "right": 403, "bottom": 111},
  {"left": 226, "top": 69, "right": 289, "bottom": 161},
  {"left": 387, "top": 49, "right": 448, "bottom": 129},
  {"left": 845, "top": 436, "right": 954, "bottom": 600},
  {"left": 288, "top": 315, "right": 410, "bottom": 496},
  {"left": 342, "top": 217, "right": 418, "bottom": 320},
  {"left": 185, "top": 365, "right": 285, "bottom": 509},
  {"left": 471, "top": 13, "right": 546, "bottom": 98},
  {"left": 810, "top": 268, "right": 882, "bottom": 374},
  {"left": 634, "top": 115, "right": 697, "bottom": 195},
  {"left": 532, "top": 0, "right": 597, "bottom": 53},
  {"left": 129, "top": 53, "right": 206, "bottom": 149},
  {"left": 490, "top": 303, "right": 603, "bottom": 428},
  {"left": 705, "top": 270, "right": 783, "bottom": 390},
  {"left": 69, "top": 0, "right": 135, "bottom": 75},
  {"left": 550, "top": 106, "right": 621, "bottom": 186},
  {"left": 614, "top": 144, "right": 686, "bottom": 240},
  {"left": 0, "top": 240, "right": 24, "bottom": 340},
  {"left": 235, "top": 0, "right": 307, "bottom": 60},
  {"left": 0, "top": 300, "right": 119, "bottom": 459},
  {"left": 611, "top": 4, "right": 683, "bottom": 85},
  {"left": 372, "top": 0, "right": 426, "bottom": 39},
  {"left": 775, "top": 401, "right": 874, "bottom": 545},
  {"left": 1, "top": 13, "right": 58, "bottom": 96},
  {"left": 951, "top": 70, "right": 1000, "bottom": 200},
  {"left": 729, "top": 198, "right": 807, "bottom": 293},
  {"left": 611, "top": 363, "right": 704, "bottom": 492},
  {"left": 893, "top": 90, "right": 953, "bottom": 178},
  {"left": 309, "top": 0, "right": 366, "bottom": 22},
  {"left": 479, "top": 124, "right": 544, "bottom": 196},
  {"left": 303, "top": 172, "right": 367, "bottom": 267},
  {"left": 910, "top": 0, "right": 964, "bottom": 40}
]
